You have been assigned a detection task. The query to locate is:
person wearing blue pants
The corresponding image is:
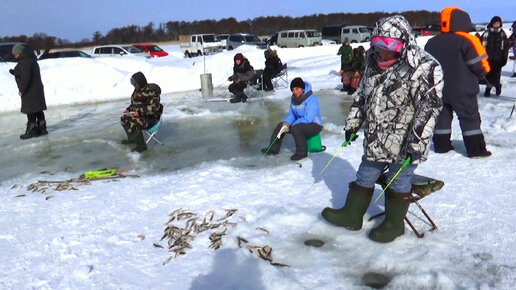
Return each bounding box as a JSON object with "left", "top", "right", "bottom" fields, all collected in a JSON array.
[{"left": 321, "top": 15, "right": 443, "bottom": 243}]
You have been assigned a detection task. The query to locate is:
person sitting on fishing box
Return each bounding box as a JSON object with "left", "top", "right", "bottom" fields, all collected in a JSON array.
[
  {"left": 120, "top": 71, "right": 163, "bottom": 153},
  {"left": 261, "top": 77, "right": 323, "bottom": 161},
  {"left": 321, "top": 15, "right": 443, "bottom": 243}
]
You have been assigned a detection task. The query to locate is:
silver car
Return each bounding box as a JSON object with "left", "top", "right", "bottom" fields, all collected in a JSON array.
[
  {"left": 91, "top": 45, "right": 150, "bottom": 57},
  {"left": 226, "top": 34, "right": 267, "bottom": 50}
]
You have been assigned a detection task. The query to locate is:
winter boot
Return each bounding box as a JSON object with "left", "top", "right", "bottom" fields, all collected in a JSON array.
[
  {"left": 20, "top": 122, "right": 40, "bottom": 140},
  {"left": 229, "top": 95, "right": 242, "bottom": 103},
  {"left": 484, "top": 86, "right": 491, "bottom": 97},
  {"left": 131, "top": 130, "right": 147, "bottom": 153},
  {"left": 463, "top": 134, "right": 491, "bottom": 158},
  {"left": 121, "top": 126, "right": 135, "bottom": 144},
  {"left": 261, "top": 147, "right": 279, "bottom": 155},
  {"left": 321, "top": 182, "right": 374, "bottom": 230},
  {"left": 239, "top": 92, "right": 248, "bottom": 103},
  {"left": 38, "top": 120, "right": 48, "bottom": 136},
  {"left": 432, "top": 133, "right": 454, "bottom": 153},
  {"left": 495, "top": 84, "right": 502, "bottom": 96},
  {"left": 290, "top": 152, "right": 308, "bottom": 161},
  {"left": 368, "top": 190, "right": 411, "bottom": 243}
]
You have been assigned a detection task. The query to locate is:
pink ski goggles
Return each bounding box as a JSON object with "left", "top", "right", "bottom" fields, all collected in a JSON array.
[{"left": 370, "top": 36, "right": 404, "bottom": 53}]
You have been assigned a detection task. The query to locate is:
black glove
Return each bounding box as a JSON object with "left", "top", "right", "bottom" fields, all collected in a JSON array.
[
  {"left": 406, "top": 151, "right": 422, "bottom": 164},
  {"left": 9, "top": 69, "right": 14, "bottom": 75},
  {"left": 345, "top": 130, "right": 358, "bottom": 143}
]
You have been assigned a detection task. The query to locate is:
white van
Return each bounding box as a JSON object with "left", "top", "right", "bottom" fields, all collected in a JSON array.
[
  {"left": 341, "top": 26, "right": 371, "bottom": 43},
  {"left": 277, "top": 29, "right": 322, "bottom": 48}
]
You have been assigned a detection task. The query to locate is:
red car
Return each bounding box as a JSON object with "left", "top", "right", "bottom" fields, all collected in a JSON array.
[
  {"left": 132, "top": 44, "right": 168, "bottom": 57},
  {"left": 412, "top": 27, "right": 432, "bottom": 37}
]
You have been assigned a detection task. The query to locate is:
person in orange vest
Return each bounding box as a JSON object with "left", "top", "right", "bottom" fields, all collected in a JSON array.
[{"left": 425, "top": 7, "right": 492, "bottom": 158}]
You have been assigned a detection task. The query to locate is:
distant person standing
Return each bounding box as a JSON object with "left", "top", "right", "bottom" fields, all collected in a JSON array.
[
  {"left": 481, "top": 16, "right": 509, "bottom": 96},
  {"left": 9, "top": 44, "right": 48, "bottom": 140},
  {"left": 425, "top": 7, "right": 492, "bottom": 158},
  {"left": 337, "top": 38, "right": 353, "bottom": 92},
  {"left": 347, "top": 46, "right": 366, "bottom": 95},
  {"left": 508, "top": 21, "right": 516, "bottom": 78}
]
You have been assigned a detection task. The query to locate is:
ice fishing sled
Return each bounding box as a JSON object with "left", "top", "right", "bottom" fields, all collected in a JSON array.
[{"left": 370, "top": 173, "right": 444, "bottom": 238}]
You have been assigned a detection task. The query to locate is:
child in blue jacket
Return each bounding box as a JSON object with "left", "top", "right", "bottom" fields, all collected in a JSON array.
[{"left": 261, "top": 77, "right": 323, "bottom": 160}]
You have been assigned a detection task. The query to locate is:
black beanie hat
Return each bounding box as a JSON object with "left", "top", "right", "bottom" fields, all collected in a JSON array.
[
  {"left": 290, "top": 77, "right": 305, "bottom": 91},
  {"left": 489, "top": 16, "right": 502, "bottom": 27}
]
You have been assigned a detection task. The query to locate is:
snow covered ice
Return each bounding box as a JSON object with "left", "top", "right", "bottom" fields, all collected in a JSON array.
[{"left": 0, "top": 37, "right": 515, "bottom": 289}]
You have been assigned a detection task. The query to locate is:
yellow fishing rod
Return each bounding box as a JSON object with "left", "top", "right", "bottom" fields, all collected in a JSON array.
[{"left": 318, "top": 132, "right": 356, "bottom": 176}]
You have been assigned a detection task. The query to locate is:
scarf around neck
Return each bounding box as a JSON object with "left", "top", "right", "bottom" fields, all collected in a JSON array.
[{"left": 292, "top": 90, "right": 312, "bottom": 105}]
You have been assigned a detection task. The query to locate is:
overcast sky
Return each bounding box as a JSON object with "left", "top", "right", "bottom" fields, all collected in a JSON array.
[{"left": 1, "top": 0, "right": 515, "bottom": 42}]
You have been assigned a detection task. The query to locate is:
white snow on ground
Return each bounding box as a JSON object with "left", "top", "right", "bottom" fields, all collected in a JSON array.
[{"left": 1, "top": 35, "right": 516, "bottom": 289}]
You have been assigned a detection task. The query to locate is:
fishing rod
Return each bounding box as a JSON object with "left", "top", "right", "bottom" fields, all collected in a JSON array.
[
  {"left": 318, "top": 132, "right": 356, "bottom": 176},
  {"left": 374, "top": 157, "right": 411, "bottom": 203}
]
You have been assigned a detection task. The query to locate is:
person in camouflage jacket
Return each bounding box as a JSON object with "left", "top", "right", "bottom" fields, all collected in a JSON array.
[
  {"left": 322, "top": 15, "right": 443, "bottom": 243},
  {"left": 120, "top": 71, "right": 163, "bottom": 152}
]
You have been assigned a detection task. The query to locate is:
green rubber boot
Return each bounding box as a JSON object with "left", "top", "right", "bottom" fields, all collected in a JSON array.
[
  {"left": 368, "top": 190, "right": 411, "bottom": 243},
  {"left": 321, "top": 182, "right": 374, "bottom": 230},
  {"left": 131, "top": 130, "right": 147, "bottom": 153},
  {"left": 121, "top": 126, "right": 135, "bottom": 144}
]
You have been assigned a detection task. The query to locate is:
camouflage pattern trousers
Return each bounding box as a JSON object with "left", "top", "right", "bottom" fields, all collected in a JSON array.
[{"left": 120, "top": 115, "right": 154, "bottom": 133}]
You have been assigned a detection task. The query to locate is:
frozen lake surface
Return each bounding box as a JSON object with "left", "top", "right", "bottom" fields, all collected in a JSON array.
[
  {"left": 1, "top": 40, "right": 515, "bottom": 289},
  {"left": 0, "top": 89, "right": 352, "bottom": 184}
]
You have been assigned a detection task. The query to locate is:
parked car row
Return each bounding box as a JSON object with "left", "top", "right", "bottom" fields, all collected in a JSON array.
[{"left": 179, "top": 33, "right": 268, "bottom": 58}]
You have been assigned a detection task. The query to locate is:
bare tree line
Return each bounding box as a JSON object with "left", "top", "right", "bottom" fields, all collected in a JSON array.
[{"left": 1, "top": 10, "right": 439, "bottom": 50}]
